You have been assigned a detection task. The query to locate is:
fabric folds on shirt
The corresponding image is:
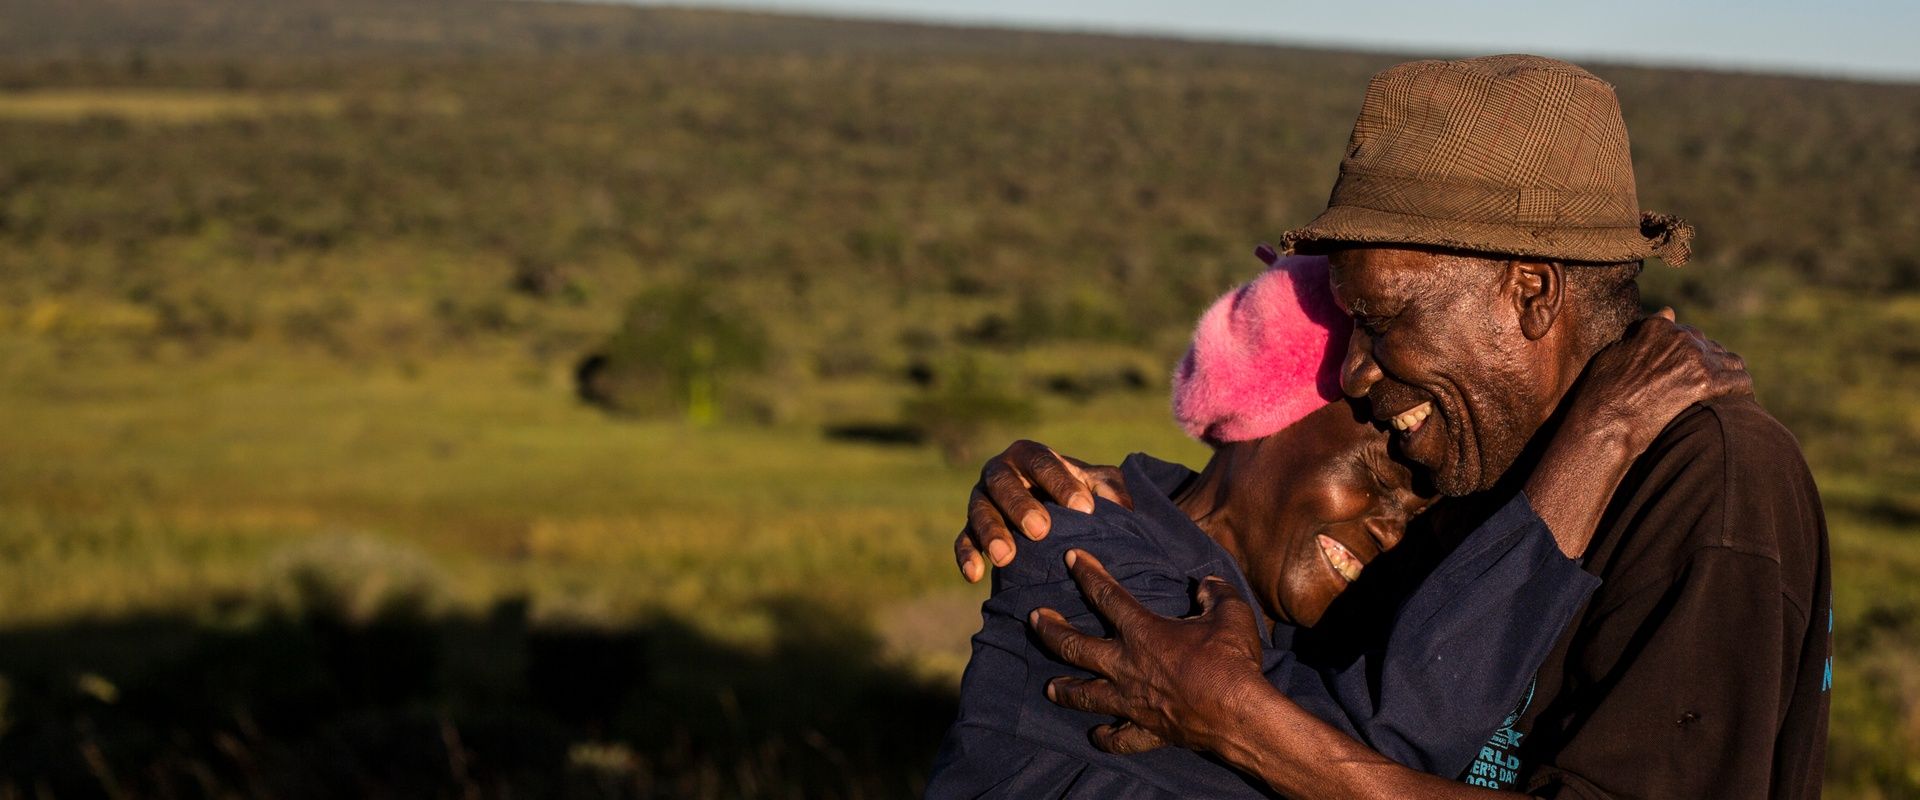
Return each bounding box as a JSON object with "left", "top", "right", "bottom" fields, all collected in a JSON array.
[{"left": 926, "top": 453, "right": 1600, "bottom": 799}]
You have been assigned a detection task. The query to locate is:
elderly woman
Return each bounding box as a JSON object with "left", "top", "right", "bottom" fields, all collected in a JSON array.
[{"left": 927, "top": 252, "right": 1745, "bottom": 797}]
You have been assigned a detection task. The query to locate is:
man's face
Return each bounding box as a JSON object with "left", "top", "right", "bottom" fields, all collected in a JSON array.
[{"left": 1326, "top": 246, "right": 1557, "bottom": 496}]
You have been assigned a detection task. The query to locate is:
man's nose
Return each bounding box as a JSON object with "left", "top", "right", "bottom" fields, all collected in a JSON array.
[{"left": 1341, "top": 329, "right": 1383, "bottom": 399}]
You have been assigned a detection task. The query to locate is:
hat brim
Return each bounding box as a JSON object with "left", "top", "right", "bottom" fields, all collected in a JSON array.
[{"left": 1281, "top": 205, "right": 1693, "bottom": 266}]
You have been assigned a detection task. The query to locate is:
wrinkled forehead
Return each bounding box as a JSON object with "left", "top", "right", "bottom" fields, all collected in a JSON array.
[
  {"left": 1328, "top": 246, "right": 1498, "bottom": 312},
  {"left": 1326, "top": 247, "right": 1426, "bottom": 313}
]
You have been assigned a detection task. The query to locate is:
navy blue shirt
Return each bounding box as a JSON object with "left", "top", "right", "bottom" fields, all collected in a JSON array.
[{"left": 927, "top": 453, "right": 1600, "bottom": 799}]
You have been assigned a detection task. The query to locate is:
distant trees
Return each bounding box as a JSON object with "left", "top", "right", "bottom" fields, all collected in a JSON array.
[{"left": 2, "top": 0, "right": 1917, "bottom": 473}]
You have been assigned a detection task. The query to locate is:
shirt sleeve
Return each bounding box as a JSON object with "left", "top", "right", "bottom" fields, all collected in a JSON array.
[{"left": 1271, "top": 491, "right": 1601, "bottom": 778}]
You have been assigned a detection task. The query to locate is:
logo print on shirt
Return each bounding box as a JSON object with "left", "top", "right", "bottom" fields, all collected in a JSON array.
[
  {"left": 1822, "top": 595, "right": 1833, "bottom": 693},
  {"left": 1464, "top": 677, "right": 1535, "bottom": 789}
]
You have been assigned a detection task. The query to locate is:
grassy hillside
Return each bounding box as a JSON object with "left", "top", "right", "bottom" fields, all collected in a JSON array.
[{"left": 0, "top": 0, "right": 1916, "bottom": 796}]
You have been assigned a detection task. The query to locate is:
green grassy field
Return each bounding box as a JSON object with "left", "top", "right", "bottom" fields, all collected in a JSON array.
[
  {"left": 0, "top": 331, "right": 1212, "bottom": 796},
  {"left": 1, "top": 0, "right": 1917, "bottom": 796},
  {"left": 0, "top": 331, "right": 1204, "bottom": 631}
]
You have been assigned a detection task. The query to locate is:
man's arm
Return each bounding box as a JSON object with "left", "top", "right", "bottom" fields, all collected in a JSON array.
[
  {"left": 1207, "top": 681, "right": 1512, "bottom": 800},
  {"left": 1034, "top": 546, "right": 1811, "bottom": 800}
]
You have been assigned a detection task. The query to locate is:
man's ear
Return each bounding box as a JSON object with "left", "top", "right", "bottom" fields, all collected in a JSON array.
[{"left": 1505, "top": 258, "right": 1562, "bottom": 341}]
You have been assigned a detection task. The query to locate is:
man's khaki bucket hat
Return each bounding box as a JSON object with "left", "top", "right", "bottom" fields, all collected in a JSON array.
[{"left": 1282, "top": 54, "right": 1694, "bottom": 266}]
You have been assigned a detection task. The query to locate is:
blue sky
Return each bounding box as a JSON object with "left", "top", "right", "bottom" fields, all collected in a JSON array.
[{"left": 632, "top": 0, "right": 1920, "bottom": 82}]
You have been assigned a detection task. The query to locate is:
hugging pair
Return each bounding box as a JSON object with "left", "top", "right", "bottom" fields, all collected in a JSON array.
[
  {"left": 930, "top": 55, "right": 1827, "bottom": 800},
  {"left": 926, "top": 250, "right": 1743, "bottom": 798}
]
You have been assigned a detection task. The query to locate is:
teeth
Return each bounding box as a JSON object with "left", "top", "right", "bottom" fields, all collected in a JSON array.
[
  {"left": 1318, "top": 535, "right": 1365, "bottom": 583},
  {"left": 1389, "top": 402, "right": 1433, "bottom": 432}
]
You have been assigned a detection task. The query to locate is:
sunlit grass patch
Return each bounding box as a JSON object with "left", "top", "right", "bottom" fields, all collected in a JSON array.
[{"left": 0, "top": 89, "right": 343, "bottom": 123}]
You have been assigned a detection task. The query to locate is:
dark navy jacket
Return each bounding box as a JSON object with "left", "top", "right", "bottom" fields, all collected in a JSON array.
[{"left": 926, "top": 453, "right": 1600, "bottom": 799}]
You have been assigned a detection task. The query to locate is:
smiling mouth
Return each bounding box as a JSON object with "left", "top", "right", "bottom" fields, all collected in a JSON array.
[
  {"left": 1388, "top": 401, "right": 1432, "bottom": 434},
  {"left": 1317, "top": 534, "right": 1365, "bottom": 583}
]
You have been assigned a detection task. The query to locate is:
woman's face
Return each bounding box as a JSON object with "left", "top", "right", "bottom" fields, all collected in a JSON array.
[{"left": 1244, "top": 399, "right": 1435, "bottom": 628}]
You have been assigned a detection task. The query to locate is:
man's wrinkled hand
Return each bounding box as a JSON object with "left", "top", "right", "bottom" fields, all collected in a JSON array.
[
  {"left": 1571, "top": 307, "right": 1752, "bottom": 454},
  {"left": 1028, "top": 549, "right": 1268, "bottom": 755},
  {"left": 954, "top": 441, "right": 1130, "bottom": 582}
]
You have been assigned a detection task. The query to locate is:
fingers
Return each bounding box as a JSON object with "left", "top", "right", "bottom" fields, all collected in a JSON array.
[
  {"left": 1046, "top": 675, "right": 1126, "bottom": 716},
  {"left": 1092, "top": 721, "right": 1167, "bottom": 755},
  {"left": 1078, "top": 463, "right": 1135, "bottom": 510},
  {"left": 1009, "top": 440, "right": 1096, "bottom": 514},
  {"left": 1727, "top": 370, "right": 1756, "bottom": 397},
  {"left": 954, "top": 529, "right": 985, "bottom": 583},
  {"left": 1668, "top": 324, "right": 1752, "bottom": 402},
  {"left": 1064, "top": 550, "right": 1154, "bottom": 630},
  {"left": 963, "top": 439, "right": 1122, "bottom": 579},
  {"left": 1195, "top": 575, "right": 1250, "bottom": 619},
  {"left": 1194, "top": 574, "right": 1233, "bottom": 614},
  {"left": 1711, "top": 349, "right": 1756, "bottom": 399},
  {"left": 967, "top": 487, "right": 1019, "bottom": 568},
  {"left": 1195, "top": 575, "right": 1260, "bottom": 637},
  {"left": 981, "top": 454, "right": 1053, "bottom": 541},
  {"left": 1030, "top": 606, "right": 1119, "bottom": 672}
]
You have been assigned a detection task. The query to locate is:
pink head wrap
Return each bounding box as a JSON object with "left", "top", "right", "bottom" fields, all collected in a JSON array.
[{"left": 1171, "top": 247, "right": 1352, "bottom": 444}]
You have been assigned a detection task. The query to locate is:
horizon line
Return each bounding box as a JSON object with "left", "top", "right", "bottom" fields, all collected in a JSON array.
[{"left": 610, "top": 0, "right": 1920, "bottom": 86}]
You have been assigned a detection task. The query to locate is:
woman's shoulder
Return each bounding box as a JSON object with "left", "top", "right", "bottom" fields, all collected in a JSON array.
[{"left": 991, "top": 499, "right": 1179, "bottom": 588}]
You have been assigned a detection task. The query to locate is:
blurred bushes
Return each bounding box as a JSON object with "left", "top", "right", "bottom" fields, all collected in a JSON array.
[
  {"left": 260, "top": 534, "right": 451, "bottom": 627},
  {"left": 900, "top": 355, "right": 1038, "bottom": 464},
  {"left": 577, "top": 282, "right": 767, "bottom": 423}
]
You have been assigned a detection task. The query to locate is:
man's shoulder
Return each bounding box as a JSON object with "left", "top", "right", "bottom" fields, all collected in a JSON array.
[
  {"left": 1599, "top": 395, "right": 1825, "bottom": 598},
  {"left": 1647, "top": 397, "right": 1822, "bottom": 544},
  {"left": 1656, "top": 395, "right": 1809, "bottom": 471}
]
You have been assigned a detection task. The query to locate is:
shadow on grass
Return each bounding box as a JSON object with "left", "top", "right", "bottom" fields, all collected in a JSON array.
[
  {"left": 822, "top": 423, "right": 927, "bottom": 447},
  {"left": 0, "top": 596, "right": 957, "bottom": 799}
]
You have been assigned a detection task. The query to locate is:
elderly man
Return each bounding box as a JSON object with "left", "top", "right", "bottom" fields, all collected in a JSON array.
[{"left": 956, "top": 55, "right": 1830, "bottom": 798}]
